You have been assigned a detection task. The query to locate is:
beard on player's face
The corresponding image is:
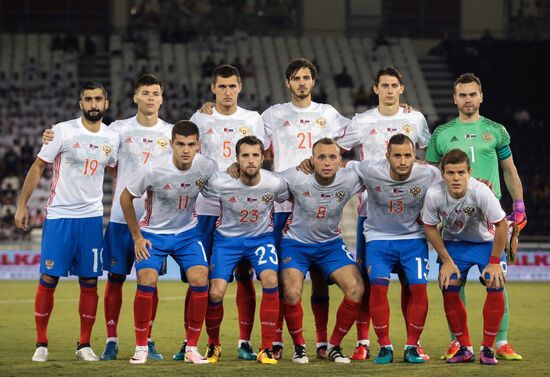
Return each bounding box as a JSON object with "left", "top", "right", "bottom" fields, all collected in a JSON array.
[{"left": 82, "top": 108, "right": 104, "bottom": 122}]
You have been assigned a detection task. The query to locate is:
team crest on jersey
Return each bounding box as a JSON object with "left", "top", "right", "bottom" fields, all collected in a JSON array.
[
  {"left": 111, "top": 257, "right": 117, "bottom": 266},
  {"left": 409, "top": 185, "right": 422, "bottom": 198},
  {"left": 261, "top": 192, "right": 274, "bottom": 205},
  {"left": 335, "top": 189, "right": 346, "bottom": 202},
  {"left": 194, "top": 177, "right": 207, "bottom": 189},
  {"left": 315, "top": 117, "right": 327, "bottom": 128},
  {"left": 463, "top": 206, "right": 476, "bottom": 216},
  {"left": 102, "top": 144, "right": 112, "bottom": 156},
  {"left": 239, "top": 125, "right": 251, "bottom": 136},
  {"left": 156, "top": 137, "right": 169, "bottom": 150},
  {"left": 45, "top": 259, "right": 54, "bottom": 269},
  {"left": 482, "top": 132, "right": 493, "bottom": 143},
  {"left": 401, "top": 124, "right": 414, "bottom": 135},
  {"left": 282, "top": 257, "right": 292, "bottom": 264}
]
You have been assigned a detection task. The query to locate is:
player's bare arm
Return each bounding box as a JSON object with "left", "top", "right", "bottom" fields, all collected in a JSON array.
[
  {"left": 500, "top": 156, "right": 526, "bottom": 228},
  {"left": 14, "top": 158, "right": 48, "bottom": 229},
  {"left": 481, "top": 218, "right": 508, "bottom": 289},
  {"left": 424, "top": 224, "right": 460, "bottom": 289},
  {"left": 120, "top": 188, "right": 151, "bottom": 261}
]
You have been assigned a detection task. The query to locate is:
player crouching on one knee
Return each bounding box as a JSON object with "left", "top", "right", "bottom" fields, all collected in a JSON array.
[{"left": 422, "top": 149, "right": 508, "bottom": 365}]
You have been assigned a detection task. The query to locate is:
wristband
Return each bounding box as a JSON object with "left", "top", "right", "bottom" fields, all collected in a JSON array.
[
  {"left": 489, "top": 256, "right": 501, "bottom": 264},
  {"left": 512, "top": 200, "right": 525, "bottom": 214}
]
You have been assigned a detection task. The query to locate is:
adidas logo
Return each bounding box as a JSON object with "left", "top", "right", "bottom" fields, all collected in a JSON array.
[
  {"left": 162, "top": 184, "right": 172, "bottom": 190},
  {"left": 106, "top": 319, "right": 116, "bottom": 326},
  {"left": 124, "top": 137, "right": 133, "bottom": 143},
  {"left": 282, "top": 120, "right": 291, "bottom": 127},
  {"left": 229, "top": 196, "right": 237, "bottom": 202},
  {"left": 450, "top": 136, "right": 459, "bottom": 142},
  {"left": 369, "top": 129, "right": 377, "bottom": 135},
  {"left": 72, "top": 142, "right": 81, "bottom": 149},
  {"left": 206, "top": 128, "right": 214, "bottom": 134},
  {"left": 302, "top": 191, "right": 311, "bottom": 197}
]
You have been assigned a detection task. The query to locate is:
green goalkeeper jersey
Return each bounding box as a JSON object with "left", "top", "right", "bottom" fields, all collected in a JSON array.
[{"left": 426, "top": 116, "right": 512, "bottom": 199}]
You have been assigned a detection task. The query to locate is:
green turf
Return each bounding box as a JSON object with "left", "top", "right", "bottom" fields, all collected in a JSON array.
[{"left": 1, "top": 280, "right": 548, "bottom": 376}]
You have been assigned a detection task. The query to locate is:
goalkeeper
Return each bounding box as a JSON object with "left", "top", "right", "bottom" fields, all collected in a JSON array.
[{"left": 426, "top": 73, "right": 526, "bottom": 361}]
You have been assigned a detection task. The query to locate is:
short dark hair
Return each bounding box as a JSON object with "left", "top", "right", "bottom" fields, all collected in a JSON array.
[
  {"left": 236, "top": 136, "right": 264, "bottom": 156},
  {"left": 80, "top": 81, "right": 108, "bottom": 99},
  {"left": 374, "top": 66, "right": 403, "bottom": 86},
  {"left": 134, "top": 73, "right": 163, "bottom": 93},
  {"left": 454, "top": 73, "right": 482, "bottom": 92},
  {"left": 171, "top": 120, "right": 199, "bottom": 140},
  {"left": 387, "top": 133, "right": 414, "bottom": 152},
  {"left": 441, "top": 148, "right": 471, "bottom": 171},
  {"left": 212, "top": 64, "right": 241, "bottom": 84},
  {"left": 285, "top": 58, "right": 317, "bottom": 81},
  {"left": 312, "top": 137, "right": 339, "bottom": 154}
]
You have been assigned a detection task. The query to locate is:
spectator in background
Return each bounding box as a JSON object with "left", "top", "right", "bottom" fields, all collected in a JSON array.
[{"left": 334, "top": 67, "right": 354, "bottom": 88}]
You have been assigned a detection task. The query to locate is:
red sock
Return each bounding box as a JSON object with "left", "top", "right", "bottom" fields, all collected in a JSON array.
[
  {"left": 311, "top": 296, "right": 329, "bottom": 344},
  {"left": 406, "top": 284, "right": 428, "bottom": 345},
  {"left": 236, "top": 277, "right": 256, "bottom": 341},
  {"left": 186, "top": 286, "right": 209, "bottom": 347},
  {"left": 104, "top": 276, "right": 124, "bottom": 338},
  {"left": 274, "top": 294, "right": 285, "bottom": 344},
  {"left": 369, "top": 282, "right": 391, "bottom": 346},
  {"left": 482, "top": 289, "right": 505, "bottom": 347},
  {"left": 283, "top": 300, "right": 305, "bottom": 345},
  {"left": 205, "top": 301, "right": 224, "bottom": 345},
  {"left": 79, "top": 283, "right": 99, "bottom": 345},
  {"left": 442, "top": 287, "right": 471, "bottom": 346},
  {"left": 35, "top": 280, "right": 56, "bottom": 344},
  {"left": 134, "top": 285, "right": 154, "bottom": 346},
  {"left": 356, "top": 280, "right": 370, "bottom": 342},
  {"left": 184, "top": 285, "right": 191, "bottom": 332},
  {"left": 329, "top": 297, "right": 360, "bottom": 346},
  {"left": 260, "top": 288, "right": 279, "bottom": 349},
  {"left": 147, "top": 287, "right": 159, "bottom": 339},
  {"left": 400, "top": 278, "right": 410, "bottom": 331}
]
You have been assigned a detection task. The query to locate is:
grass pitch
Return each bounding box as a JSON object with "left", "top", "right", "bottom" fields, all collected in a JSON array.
[{"left": 1, "top": 280, "right": 549, "bottom": 377}]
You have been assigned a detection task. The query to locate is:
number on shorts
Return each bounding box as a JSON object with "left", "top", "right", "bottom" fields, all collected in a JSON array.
[
  {"left": 415, "top": 257, "right": 429, "bottom": 280},
  {"left": 198, "top": 241, "right": 207, "bottom": 262},
  {"left": 342, "top": 244, "right": 354, "bottom": 261},
  {"left": 91, "top": 248, "right": 99, "bottom": 272},
  {"left": 255, "top": 244, "right": 278, "bottom": 265}
]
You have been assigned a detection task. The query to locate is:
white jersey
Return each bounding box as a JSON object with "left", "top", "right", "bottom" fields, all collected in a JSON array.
[
  {"left": 201, "top": 170, "right": 289, "bottom": 237},
  {"left": 37, "top": 117, "right": 119, "bottom": 219},
  {"left": 109, "top": 116, "right": 173, "bottom": 224},
  {"left": 262, "top": 101, "right": 350, "bottom": 212},
  {"left": 339, "top": 107, "right": 431, "bottom": 216},
  {"left": 126, "top": 154, "right": 217, "bottom": 235},
  {"left": 280, "top": 167, "right": 363, "bottom": 244},
  {"left": 191, "top": 106, "right": 266, "bottom": 216},
  {"left": 351, "top": 160, "right": 441, "bottom": 241},
  {"left": 422, "top": 178, "right": 506, "bottom": 242}
]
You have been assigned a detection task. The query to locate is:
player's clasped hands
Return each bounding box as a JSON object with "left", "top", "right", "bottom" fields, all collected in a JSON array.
[
  {"left": 481, "top": 263, "right": 506, "bottom": 289},
  {"left": 438, "top": 260, "right": 461, "bottom": 290},
  {"left": 134, "top": 237, "right": 152, "bottom": 261}
]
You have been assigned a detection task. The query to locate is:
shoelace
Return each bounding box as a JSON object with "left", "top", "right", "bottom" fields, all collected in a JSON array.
[{"left": 294, "top": 345, "right": 306, "bottom": 358}]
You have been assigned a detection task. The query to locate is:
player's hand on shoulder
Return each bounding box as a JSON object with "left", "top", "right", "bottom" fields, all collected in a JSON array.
[
  {"left": 415, "top": 159, "right": 427, "bottom": 165},
  {"left": 297, "top": 158, "right": 314, "bottom": 174},
  {"left": 439, "top": 260, "right": 460, "bottom": 290},
  {"left": 134, "top": 237, "right": 152, "bottom": 261},
  {"left": 400, "top": 103, "right": 418, "bottom": 113},
  {"left": 14, "top": 206, "right": 29, "bottom": 230},
  {"left": 226, "top": 162, "right": 240, "bottom": 179},
  {"left": 199, "top": 102, "right": 215, "bottom": 115},
  {"left": 42, "top": 128, "right": 55, "bottom": 144}
]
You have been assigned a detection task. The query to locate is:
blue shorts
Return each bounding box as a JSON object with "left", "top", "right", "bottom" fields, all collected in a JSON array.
[
  {"left": 135, "top": 227, "right": 208, "bottom": 273},
  {"left": 443, "top": 241, "right": 507, "bottom": 280},
  {"left": 40, "top": 217, "right": 103, "bottom": 277},
  {"left": 280, "top": 237, "right": 355, "bottom": 281},
  {"left": 366, "top": 238, "right": 429, "bottom": 285},
  {"left": 103, "top": 221, "right": 167, "bottom": 276},
  {"left": 274, "top": 212, "right": 291, "bottom": 250},
  {"left": 210, "top": 232, "right": 278, "bottom": 281},
  {"left": 197, "top": 215, "right": 218, "bottom": 256}
]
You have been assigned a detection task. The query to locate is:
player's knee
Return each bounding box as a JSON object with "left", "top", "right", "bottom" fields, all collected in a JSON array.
[
  {"left": 209, "top": 288, "right": 224, "bottom": 303},
  {"left": 186, "top": 267, "right": 209, "bottom": 286},
  {"left": 284, "top": 284, "right": 302, "bottom": 304},
  {"left": 260, "top": 270, "right": 278, "bottom": 289},
  {"left": 345, "top": 279, "right": 364, "bottom": 302},
  {"left": 137, "top": 270, "right": 158, "bottom": 287}
]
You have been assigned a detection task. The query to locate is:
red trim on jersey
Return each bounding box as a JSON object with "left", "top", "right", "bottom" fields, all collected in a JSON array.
[
  {"left": 46, "top": 154, "right": 62, "bottom": 213},
  {"left": 215, "top": 202, "right": 223, "bottom": 228},
  {"left": 487, "top": 218, "right": 496, "bottom": 235},
  {"left": 138, "top": 190, "right": 153, "bottom": 227},
  {"left": 281, "top": 199, "right": 295, "bottom": 235}
]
